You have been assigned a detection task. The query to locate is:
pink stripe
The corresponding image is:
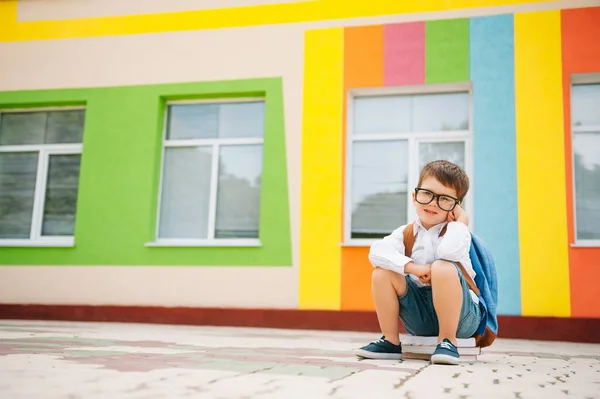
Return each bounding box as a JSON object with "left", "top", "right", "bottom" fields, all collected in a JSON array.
[{"left": 384, "top": 22, "right": 425, "bottom": 86}]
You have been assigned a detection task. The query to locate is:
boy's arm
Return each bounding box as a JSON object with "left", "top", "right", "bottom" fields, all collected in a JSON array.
[
  {"left": 437, "top": 206, "right": 471, "bottom": 261},
  {"left": 368, "top": 226, "right": 413, "bottom": 275}
]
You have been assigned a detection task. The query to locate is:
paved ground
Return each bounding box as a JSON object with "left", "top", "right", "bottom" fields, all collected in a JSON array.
[{"left": 0, "top": 320, "right": 598, "bottom": 398}]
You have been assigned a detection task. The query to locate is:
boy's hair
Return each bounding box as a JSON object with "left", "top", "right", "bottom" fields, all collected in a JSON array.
[{"left": 418, "top": 160, "right": 470, "bottom": 201}]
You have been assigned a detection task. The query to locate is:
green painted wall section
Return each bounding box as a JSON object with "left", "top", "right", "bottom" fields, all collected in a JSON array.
[
  {"left": 425, "top": 18, "right": 470, "bottom": 83},
  {"left": 0, "top": 78, "right": 292, "bottom": 266}
]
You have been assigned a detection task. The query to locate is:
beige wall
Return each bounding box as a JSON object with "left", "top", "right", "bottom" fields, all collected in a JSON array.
[{"left": 0, "top": 267, "right": 299, "bottom": 307}]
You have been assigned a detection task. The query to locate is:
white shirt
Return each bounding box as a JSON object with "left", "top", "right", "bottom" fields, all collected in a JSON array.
[{"left": 368, "top": 220, "right": 478, "bottom": 302}]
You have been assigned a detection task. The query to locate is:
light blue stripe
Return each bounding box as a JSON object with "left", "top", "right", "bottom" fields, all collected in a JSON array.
[{"left": 470, "top": 15, "right": 520, "bottom": 315}]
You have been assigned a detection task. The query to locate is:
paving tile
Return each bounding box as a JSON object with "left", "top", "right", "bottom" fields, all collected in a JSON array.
[{"left": 0, "top": 321, "right": 599, "bottom": 398}]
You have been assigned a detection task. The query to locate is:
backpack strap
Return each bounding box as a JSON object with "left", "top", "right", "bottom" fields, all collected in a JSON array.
[
  {"left": 402, "top": 222, "right": 447, "bottom": 256},
  {"left": 403, "top": 223, "right": 416, "bottom": 257},
  {"left": 402, "top": 222, "right": 480, "bottom": 296},
  {"left": 455, "top": 262, "right": 480, "bottom": 296}
]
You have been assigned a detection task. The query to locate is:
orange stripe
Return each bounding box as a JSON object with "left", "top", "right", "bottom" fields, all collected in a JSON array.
[
  {"left": 341, "top": 25, "right": 384, "bottom": 310},
  {"left": 343, "top": 25, "right": 385, "bottom": 89},
  {"left": 561, "top": 7, "right": 600, "bottom": 317},
  {"left": 341, "top": 248, "right": 375, "bottom": 310}
]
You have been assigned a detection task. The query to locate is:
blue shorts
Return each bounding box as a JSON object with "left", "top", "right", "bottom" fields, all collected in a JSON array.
[{"left": 398, "top": 263, "right": 482, "bottom": 338}]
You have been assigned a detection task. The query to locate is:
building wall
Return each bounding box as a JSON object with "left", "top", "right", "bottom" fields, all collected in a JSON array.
[{"left": 0, "top": 0, "right": 599, "bottom": 318}]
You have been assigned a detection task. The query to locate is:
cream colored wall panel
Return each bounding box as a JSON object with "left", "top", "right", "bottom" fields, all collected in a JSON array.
[
  {"left": 281, "top": 70, "right": 303, "bottom": 276},
  {"left": 0, "top": 266, "right": 298, "bottom": 307},
  {"left": 0, "top": 25, "right": 304, "bottom": 91}
]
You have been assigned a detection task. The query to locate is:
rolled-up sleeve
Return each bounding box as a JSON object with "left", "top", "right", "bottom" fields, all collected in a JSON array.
[
  {"left": 368, "top": 226, "right": 413, "bottom": 275},
  {"left": 437, "top": 222, "right": 471, "bottom": 261}
]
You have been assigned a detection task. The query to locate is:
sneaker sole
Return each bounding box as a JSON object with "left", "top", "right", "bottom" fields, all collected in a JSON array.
[
  {"left": 431, "top": 353, "right": 460, "bottom": 365},
  {"left": 353, "top": 348, "right": 402, "bottom": 360}
]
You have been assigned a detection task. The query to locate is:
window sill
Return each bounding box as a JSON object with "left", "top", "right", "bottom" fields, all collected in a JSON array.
[
  {"left": 570, "top": 241, "right": 600, "bottom": 248},
  {"left": 145, "top": 239, "right": 262, "bottom": 248},
  {"left": 340, "top": 240, "right": 374, "bottom": 247},
  {"left": 0, "top": 238, "right": 74, "bottom": 247}
]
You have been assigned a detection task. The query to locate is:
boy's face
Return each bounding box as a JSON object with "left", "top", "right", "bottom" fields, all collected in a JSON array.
[{"left": 412, "top": 176, "right": 459, "bottom": 229}]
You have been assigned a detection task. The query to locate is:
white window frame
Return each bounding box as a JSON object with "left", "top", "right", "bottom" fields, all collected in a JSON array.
[
  {"left": 570, "top": 74, "right": 600, "bottom": 247},
  {"left": 0, "top": 106, "right": 84, "bottom": 247},
  {"left": 343, "top": 83, "right": 474, "bottom": 246},
  {"left": 148, "top": 98, "right": 264, "bottom": 248}
]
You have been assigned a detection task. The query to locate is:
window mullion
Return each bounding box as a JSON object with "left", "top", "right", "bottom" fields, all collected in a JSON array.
[
  {"left": 407, "top": 137, "right": 418, "bottom": 225},
  {"left": 344, "top": 137, "right": 355, "bottom": 243},
  {"left": 165, "top": 137, "right": 263, "bottom": 147},
  {"left": 352, "top": 131, "right": 469, "bottom": 142},
  {"left": 464, "top": 137, "right": 474, "bottom": 230},
  {"left": 573, "top": 125, "right": 600, "bottom": 133},
  {"left": 0, "top": 144, "right": 82, "bottom": 153},
  {"left": 30, "top": 149, "right": 49, "bottom": 240},
  {"left": 207, "top": 143, "right": 220, "bottom": 240}
]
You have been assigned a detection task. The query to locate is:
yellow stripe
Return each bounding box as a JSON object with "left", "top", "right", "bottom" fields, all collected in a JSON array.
[
  {"left": 1, "top": 0, "right": 564, "bottom": 42},
  {"left": 515, "top": 10, "right": 570, "bottom": 317},
  {"left": 0, "top": 1, "right": 16, "bottom": 40},
  {"left": 299, "top": 28, "right": 343, "bottom": 310}
]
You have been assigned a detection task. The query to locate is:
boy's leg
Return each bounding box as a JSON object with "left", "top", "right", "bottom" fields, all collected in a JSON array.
[
  {"left": 430, "top": 260, "right": 462, "bottom": 345},
  {"left": 430, "top": 260, "right": 482, "bottom": 365},
  {"left": 353, "top": 268, "right": 407, "bottom": 359},
  {"left": 372, "top": 268, "right": 407, "bottom": 345}
]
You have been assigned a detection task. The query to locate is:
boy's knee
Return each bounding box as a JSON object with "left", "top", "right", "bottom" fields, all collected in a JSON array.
[
  {"left": 372, "top": 268, "right": 406, "bottom": 294},
  {"left": 431, "top": 260, "right": 459, "bottom": 280},
  {"left": 372, "top": 267, "right": 393, "bottom": 284}
]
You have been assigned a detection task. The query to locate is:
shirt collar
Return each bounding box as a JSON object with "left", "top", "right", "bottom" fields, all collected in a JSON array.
[{"left": 414, "top": 219, "right": 448, "bottom": 235}]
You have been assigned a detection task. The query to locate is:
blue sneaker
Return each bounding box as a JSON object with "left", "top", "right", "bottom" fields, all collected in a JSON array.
[
  {"left": 353, "top": 336, "right": 402, "bottom": 360},
  {"left": 431, "top": 338, "right": 460, "bottom": 365}
]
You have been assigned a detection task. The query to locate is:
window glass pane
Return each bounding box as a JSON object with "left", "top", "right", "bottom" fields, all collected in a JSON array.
[
  {"left": 41, "top": 154, "right": 81, "bottom": 236},
  {"left": 353, "top": 92, "right": 469, "bottom": 135},
  {"left": 573, "top": 132, "right": 600, "bottom": 240},
  {"left": 351, "top": 140, "right": 408, "bottom": 239},
  {"left": 218, "top": 102, "right": 265, "bottom": 139},
  {"left": 419, "top": 142, "right": 466, "bottom": 170},
  {"left": 167, "top": 104, "right": 219, "bottom": 140},
  {"left": 572, "top": 84, "right": 600, "bottom": 128},
  {"left": 167, "top": 101, "right": 265, "bottom": 140},
  {"left": 353, "top": 96, "right": 411, "bottom": 134},
  {"left": 0, "top": 152, "right": 38, "bottom": 238},
  {"left": 0, "top": 112, "right": 46, "bottom": 145},
  {"left": 45, "top": 110, "right": 85, "bottom": 144},
  {"left": 413, "top": 92, "right": 469, "bottom": 132},
  {"left": 215, "top": 145, "right": 262, "bottom": 238},
  {"left": 158, "top": 147, "right": 212, "bottom": 239}
]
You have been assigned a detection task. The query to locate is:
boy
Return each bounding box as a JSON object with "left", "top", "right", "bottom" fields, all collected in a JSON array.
[{"left": 353, "top": 160, "right": 482, "bottom": 365}]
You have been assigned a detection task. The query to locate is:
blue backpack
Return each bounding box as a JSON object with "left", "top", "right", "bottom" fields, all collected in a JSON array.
[
  {"left": 403, "top": 223, "right": 499, "bottom": 347},
  {"left": 468, "top": 233, "right": 499, "bottom": 347}
]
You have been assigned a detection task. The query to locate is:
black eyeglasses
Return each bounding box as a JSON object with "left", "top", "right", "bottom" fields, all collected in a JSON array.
[{"left": 414, "top": 188, "right": 460, "bottom": 211}]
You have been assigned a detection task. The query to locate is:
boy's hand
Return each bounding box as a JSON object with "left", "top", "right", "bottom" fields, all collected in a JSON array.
[
  {"left": 447, "top": 204, "right": 469, "bottom": 225},
  {"left": 405, "top": 262, "right": 431, "bottom": 283}
]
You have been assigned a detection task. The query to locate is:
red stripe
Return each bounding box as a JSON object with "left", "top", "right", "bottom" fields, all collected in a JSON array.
[{"left": 561, "top": 6, "right": 600, "bottom": 317}]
